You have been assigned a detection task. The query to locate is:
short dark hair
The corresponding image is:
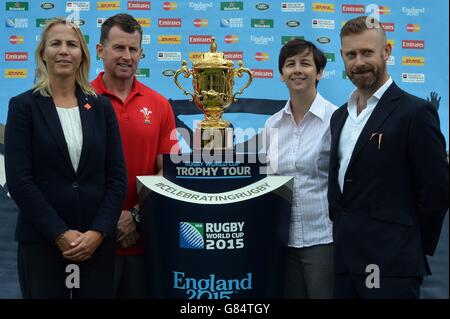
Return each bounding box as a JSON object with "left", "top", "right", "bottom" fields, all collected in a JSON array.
[
  {"left": 100, "top": 13, "right": 142, "bottom": 45},
  {"left": 278, "top": 39, "right": 327, "bottom": 87}
]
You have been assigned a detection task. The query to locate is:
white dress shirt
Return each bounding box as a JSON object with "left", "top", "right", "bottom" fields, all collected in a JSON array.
[
  {"left": 265, "top": 92, "right": 337, "bottom": 248},
  {"left": 338, "top": 77, "right": 393, "bottom": 192},
  {"left": 56, "top": 106, "right": 83, "bottom": 172}
]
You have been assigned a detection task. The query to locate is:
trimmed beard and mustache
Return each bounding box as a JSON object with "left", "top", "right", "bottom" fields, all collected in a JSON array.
[{"left": 346, "top": 60, "right": 387, "bottom": 90}]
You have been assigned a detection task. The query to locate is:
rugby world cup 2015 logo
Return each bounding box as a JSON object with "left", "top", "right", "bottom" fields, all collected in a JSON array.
[
  {"left": 180, "top": 221, "right": 245, "bottom": 250},
  {"left": 180, "top": 222, "right": 204, "bottom": 249}
]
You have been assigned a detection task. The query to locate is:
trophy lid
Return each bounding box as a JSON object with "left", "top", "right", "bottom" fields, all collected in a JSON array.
[{"left": 193, "top": 37, "right": 234, "bottom": 69}]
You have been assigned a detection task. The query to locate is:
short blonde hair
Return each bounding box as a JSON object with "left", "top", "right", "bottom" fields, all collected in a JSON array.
[{"left": 33, "top": 17, "right": 96, "bottom": 97}]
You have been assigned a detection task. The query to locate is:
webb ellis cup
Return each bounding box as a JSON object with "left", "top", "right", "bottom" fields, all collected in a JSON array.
[{"left": 174, "top": 37, "right": 253, "bottom": 151}]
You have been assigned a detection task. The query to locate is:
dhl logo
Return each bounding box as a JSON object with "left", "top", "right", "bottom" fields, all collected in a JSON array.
[
  {"left": 158, "top": 35, "right": 182, "bottom": 44},
  {"left": 224, "top": 34, "right": 239, "bottom": 44},
  {"left": 163, "top": 1, "right": 177, "bottom": 10},
  {"left": 9, "top": 35, "right": 24, "bottom": 44},
  {"left": 402, "top": 56, "right": 425, "bottom": 66},
  {"left": 193, "top": 19, "right": 208, "bottom": 27},
  {"left": 189, "top": 52, "right": 203, "bottom": 61},
  {"left": 97, "top": 1, "right": 120, "bottom": 10},
  {"left": 4, "top": 69, "right": 28, "bottom": 78},
  {"left": 312, "top": 2, "right": 334, "bottom": 12},
  {"left": 136, "top": 18, "right": 151, "bottom": 27},
  {"left": 254, "top": 52, "right": 269, "bottom": 61},
  {"left": 377, "top": 6, "right": 390, "bottom": 14},
  {"left": 406, "top": 24, "right": 420, "bottom": 32},
  {"left": 387, "top": 39, "right": 395, "bottom": 48}
]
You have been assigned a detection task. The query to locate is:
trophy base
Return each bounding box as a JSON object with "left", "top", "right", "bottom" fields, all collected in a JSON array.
[{"left": 193, "top": 127, "right": 233, "bottom": 151}]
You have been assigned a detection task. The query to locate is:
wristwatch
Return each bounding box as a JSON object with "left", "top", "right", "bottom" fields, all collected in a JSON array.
[{"left": 130, "top": 207, "right": 141, "bottom": 224}]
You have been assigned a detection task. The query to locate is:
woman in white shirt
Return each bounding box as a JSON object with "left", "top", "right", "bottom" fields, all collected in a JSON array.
[{"left": 265, "top": 39, "right": 337, "bottom": 298}]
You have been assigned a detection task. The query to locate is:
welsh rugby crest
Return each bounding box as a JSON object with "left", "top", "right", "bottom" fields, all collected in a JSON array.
[{"left": 140, "top": 107, "right": 152, "bottom": 124}]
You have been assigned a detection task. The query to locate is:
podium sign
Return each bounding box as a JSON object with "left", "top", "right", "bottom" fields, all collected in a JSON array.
[{"left": 137, "top": 175, "right": 293, "bottom": 299}]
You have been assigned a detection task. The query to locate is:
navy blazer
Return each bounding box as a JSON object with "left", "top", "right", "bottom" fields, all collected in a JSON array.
[
  {"left": 328, "top": 82, "right": 448, "bottom": 277},
  {"left": 5, "top": 86, "right": 127, "bottom": 244}
]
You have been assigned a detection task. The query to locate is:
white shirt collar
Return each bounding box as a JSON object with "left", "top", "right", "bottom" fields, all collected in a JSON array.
[
  {"left": 283, "top": 92, "right": 327, "bottom": 122},
  {"left": 348, "top": 76, "right": 393, "bottom": 106}
]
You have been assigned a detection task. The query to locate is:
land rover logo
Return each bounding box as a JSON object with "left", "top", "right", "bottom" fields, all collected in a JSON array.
[
  {"left": 317, "top": 36, "right": 331, "bottom": 44},
  {"left": 162, "top": 69, "right": 176, "bottom": 77},
  {"left": 255, "top": 3, "right": 269, "bottom": 10},
  {"left": 286, "top": 20, "right": 300, "bottom": 28},
  {"left": 41, "top": 3, "right": 55, "bottom": 9}
]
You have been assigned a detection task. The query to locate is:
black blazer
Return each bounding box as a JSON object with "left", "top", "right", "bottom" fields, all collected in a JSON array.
[
  {"left": 328, "top": 82, "right": 448, "bottom": 277},
  {"left": 5, "top": 86, "right": 127, "bottom": 244}
]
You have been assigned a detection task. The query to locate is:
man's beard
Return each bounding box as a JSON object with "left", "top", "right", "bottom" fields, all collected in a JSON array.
[{"left": 347, "top": 63, "right": 385, "bottom": 90}]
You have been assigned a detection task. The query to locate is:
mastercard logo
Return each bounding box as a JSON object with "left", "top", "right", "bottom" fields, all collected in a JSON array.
[
  {"left": 9, "top": 35, "right": 24, "bottom": 44},
  {"left": 163, "top": 1, "right": 177, "bottom": 10},
  {"left": 254, "top": 52, "right": 269, "bottom": 61},
  {"left": 406, "top": 24, "right": 420, "bottom": 32},
  {"left": 193, "top": 19, "right": 208, "bottom": 27},
  {"left": 224, "top": 35, "right": 239, "bottom": 44},
  {"left": 377, "top": 6, "right": 390, "bottom": 14}
]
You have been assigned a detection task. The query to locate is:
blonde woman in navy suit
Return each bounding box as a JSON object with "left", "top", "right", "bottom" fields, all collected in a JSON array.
[{"left": 4, "top": 18, "right": 127, "bottom": 298}]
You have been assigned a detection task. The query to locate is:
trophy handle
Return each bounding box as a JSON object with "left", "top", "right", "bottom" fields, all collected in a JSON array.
[
  {"left": 174, "top": 60, "right": 194, "bottom": 100},
  {"left": 233, "top": 61, "right": 253, "bottom": 102}
]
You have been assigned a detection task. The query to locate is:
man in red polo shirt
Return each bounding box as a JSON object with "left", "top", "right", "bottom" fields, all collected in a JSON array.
[{"left": 92, "top": 13, "right": 178, "bottom": 298}]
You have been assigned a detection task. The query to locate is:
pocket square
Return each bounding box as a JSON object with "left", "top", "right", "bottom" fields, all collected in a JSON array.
[{"left": 370, "top": 132, "right": 383, "bottom": 150}]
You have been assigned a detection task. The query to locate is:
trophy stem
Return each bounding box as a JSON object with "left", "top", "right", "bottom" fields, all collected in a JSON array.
[{"left": 194, "top": 127, "right": 234, "bottom": 151}]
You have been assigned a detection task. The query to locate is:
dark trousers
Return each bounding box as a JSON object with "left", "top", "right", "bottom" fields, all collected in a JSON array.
[
  {"left": 335, "top": 272, "right": 423, "bottom": 299},
  {"left": 113, "top": 255, "right": 147, "bottom": 298},
  {"left": 17, "top": 241, "right": 115, "bottom": 299},
  {"left": 283, "top": 243, "right": 334, "bottom": 299}
]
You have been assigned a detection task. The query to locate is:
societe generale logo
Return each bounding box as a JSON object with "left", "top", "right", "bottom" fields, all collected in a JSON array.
[
  {"left": 5, "top": 52, "right": 28, "bottom": 61},
  {"left": 402, "top": 40, "right": 424, "bottom": 49},
  {"left": 406, "top": 24, "right": 420, "bottom": 32},
  {"left": 342, "top": 4, "right": 365, "bottom": 14},
  {"left": 193, "top": 19, "right": 208, "bottom": 27},
  {"left": 251, "top": 69, "right": 273, "bottom": 78},
  {"left": 254, "top": 52, "right": 269, "bottom": 61},
  {"left": 4, "top": 69, "right": 28, "bottom": 78},
  {"left": 189, "top": 35, "right": 212, "bottom": 44},
  {"left": 9, "top": 35, "right": 25, "bottom": 44},
  {"left": 224, "top": 34, "right": 239, "bottom": 44},
  {"left": 158, "top": 18, "right": 182, "bottom": 27},
  {"left": 163, "top": 1, "right": 177, "bottom": 10},
  {"left": 158, "top": 35, "right": 182, "bottom": 44}
]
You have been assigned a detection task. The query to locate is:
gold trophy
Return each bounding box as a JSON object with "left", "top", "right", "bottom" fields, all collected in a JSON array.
[{"left": 174, "top": 37, "right": 253, "bottom": 151}]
